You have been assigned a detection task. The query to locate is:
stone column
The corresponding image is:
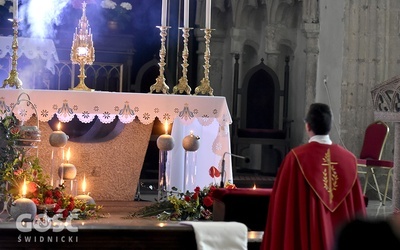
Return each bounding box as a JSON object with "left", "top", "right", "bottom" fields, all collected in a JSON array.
[
  {"left": 265, "top": 24, "right": 281, "bottom": 72},
  {"left": 301, "top": 23, "right": 319, "bottom": 142},
  {"left": 394, "top": 122, "right": 400, "bottom": 211}
]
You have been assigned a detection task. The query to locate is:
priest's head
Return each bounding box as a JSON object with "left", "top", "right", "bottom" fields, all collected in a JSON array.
[{"left": 304, "top": 103, "right": 332, "bottom": 136}]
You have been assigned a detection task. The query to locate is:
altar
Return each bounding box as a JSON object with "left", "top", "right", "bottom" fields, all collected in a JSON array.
[{"left": 0, "top": 89, "right": 233, "bottom": 200}]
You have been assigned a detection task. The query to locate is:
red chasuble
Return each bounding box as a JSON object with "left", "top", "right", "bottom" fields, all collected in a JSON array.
[{"left": 261, "top": 142, "right": 366, "bottom": 250}]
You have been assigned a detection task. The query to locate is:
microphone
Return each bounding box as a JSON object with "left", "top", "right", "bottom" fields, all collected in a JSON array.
[{"left": 220, "top": 152, "right": 250, "bottom": 188}]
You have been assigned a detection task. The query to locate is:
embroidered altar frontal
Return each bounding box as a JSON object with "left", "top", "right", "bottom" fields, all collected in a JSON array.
[{"left": 0, "top": 89, "right": 232, "bottom": 200}]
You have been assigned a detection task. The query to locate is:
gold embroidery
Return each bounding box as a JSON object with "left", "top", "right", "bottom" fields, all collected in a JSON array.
[{"left": 322, "top": 149, "right": 339, "bottom": 203}]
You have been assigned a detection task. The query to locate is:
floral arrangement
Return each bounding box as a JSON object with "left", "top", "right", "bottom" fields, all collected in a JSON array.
[
  {"left": 0, "top": 112, "right": 102, "bottom": 220},
  {"left": 132, "top": 166, "right": 236, "bottom": 221},
  {"left": 100, "top": 0, "right": 132, "bottom": 23}
]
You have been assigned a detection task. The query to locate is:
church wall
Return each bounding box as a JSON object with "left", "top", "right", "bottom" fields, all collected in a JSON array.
[{"left": 316, "top": 0, "right": 346, "bottom": 147}]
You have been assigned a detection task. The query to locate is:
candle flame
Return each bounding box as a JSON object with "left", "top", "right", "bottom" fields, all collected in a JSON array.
[
  {"left": 22, "top": 178, "right": 27, "bottom": 196},
  {"left": 253, "top": 184, "right": 256, "bottom": 190},
  {"left": 66, "top": 147, "right": 71, "bottom": 162},
  {"left": 190, "top": 130, "right": 193, "bottom": 135},
  {"left": 164, "top": 121, "right": 169, "bottom": 134},
  {"left": 57, "top": 122, "right": 61, "bottom": 131},
  {"left": 82, "top": 174, "right": 87, "bottom": 193}
]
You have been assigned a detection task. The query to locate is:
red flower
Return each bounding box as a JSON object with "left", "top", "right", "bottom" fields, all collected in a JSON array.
[
  {"left": 53, "top": 204, "right": 61, "bottom": 213},
  {"left": 67, "top": 201, "right": 75, "bottom": 211},
  {"left": 10, "top": 126, "right": 19, "bottom": 135},
  {"left": 45, "top": 190, "right": 53, "bottom": 198},
  {"left": 209, "top": 166, "right": 220, "bottom": 178},
  {"left": 13, "top": 169, "right": 23, "bottom": 176},
  {"left": 194, "top": 186, "right": 201, "bottom": 193},
  {"left": 53, "top": 190, "right": 62, "bottom": 199},
  {"left": 27, "top": 182, "right": 38, "bottom": 194},
  {"left": 191, "top": 192, "right": 198, "bottom": 200},
  {"left": 44, "top": 197, "right": 54, "bottom": 204},
  {"left": 203, "top": 196, "right": 213, "bottom": 207},
  {"left": 31, "top": 198, "right": 39, "bottom": 205},
  {"left": 62, "top": 209, "right": 69, "bottom": 218},
  {"left": 184, "top": 195, "right": 191, "bottom": 202}
]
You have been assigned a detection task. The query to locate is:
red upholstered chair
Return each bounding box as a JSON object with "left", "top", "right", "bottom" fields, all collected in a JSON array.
[
  {"left": 212, "top": 188, "right": 272, "bottom": 231},
  {"left": 357, "top": 121, "right": 393, "bottom": 205}
]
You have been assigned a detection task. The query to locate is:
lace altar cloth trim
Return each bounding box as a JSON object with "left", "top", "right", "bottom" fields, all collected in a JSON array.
[
  {"left": 0, "top": 36, "right": 59, "bottom": 74},
  {"left": 0, "top": 89, "right": 232, "bottom": 127}
]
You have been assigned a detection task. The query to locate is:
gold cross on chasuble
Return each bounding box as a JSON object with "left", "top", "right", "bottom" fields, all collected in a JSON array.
[{"left": 322, "top": 149, "right": 339, "bottom": 204}]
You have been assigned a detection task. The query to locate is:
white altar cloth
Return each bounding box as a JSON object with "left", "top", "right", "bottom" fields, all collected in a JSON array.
[
  {"left": 0, "top": 36, "right": 59, "bottom": 74},
  {"left": 0, "top": 89, "right": 234, "bottom": 191}
]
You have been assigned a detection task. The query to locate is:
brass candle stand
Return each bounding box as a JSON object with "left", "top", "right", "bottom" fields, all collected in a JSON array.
[
  {"left": 2, "top": 19, "right": 23, "bottom": 89},
  {"left": 70, "top": 2, "right": 95, "bottom": 91},
  {"left": 195, "top": 28, "right": 214, "bottom": 96},
  {"left": 173, "top": 27, "right": 192, "bottom": 95},
  {"left": 150, "top": 26, "right": 170, "bottom": 94}
]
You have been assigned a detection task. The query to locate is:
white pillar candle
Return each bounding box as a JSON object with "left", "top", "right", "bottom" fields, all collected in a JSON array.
[
  {"left": 13, "top": 0, "right": 18, "bottom": 20},
  {"left": 183, "top": 0, "right": 189, "bottom": 28},
  {"left": 161, "top": 0, "right": 168, "bottom": 26},
  {"left": 205, "top": 0, "right": 211, "bottom": 29}
]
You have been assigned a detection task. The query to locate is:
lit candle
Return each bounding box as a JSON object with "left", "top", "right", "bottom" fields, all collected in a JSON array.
[
  {"left": 182, "top": 130, "right": 200, "bottom": 151},
  {"left": 161, "top": 0, "right": 168, "bottom": 26},
  {"left": 13, "top": 0, "right": 18, "bottom": 21},
  {"left": 10, "top": 179, "right": 37, "bottom": 222},
  {"left": 49, "top": 122, "right": 69, "bottom": 148},
  {"left": 164, "top": 121, "right": 169, "bottom": 135},
  {"left": 157, "top": 121, "right": 174, "bottom": 151},
  {"left": 75, "top": 174, "right": 95, "bottom": 205},
  {"left": 22, "top": 178, "right": 27, "bottom": 197},
  {"left": 205, "top": 0, "right": 211, "bottom": 29},
  {"left": 58, "top": 147, "right": 77, "bottom": 182},
  {"left": 183, "top": 0, "right": 189, "bottom": 28},
  {"left": 253, "top": 184, "right": 257, "bottom": 190}
]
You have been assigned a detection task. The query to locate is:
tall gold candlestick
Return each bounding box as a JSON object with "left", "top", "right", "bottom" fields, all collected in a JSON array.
[
  {"left": 2, "top": 19, "right": 23, "bottom": 89},
  {"left": 173, "top": 27, "right": 192, "bottom": 95},
  {"left": 195, "top": 28, "right": 213, "bottom": 96},
  {"left": 150, "top": 26, "right": 170, "bottom": 94}
]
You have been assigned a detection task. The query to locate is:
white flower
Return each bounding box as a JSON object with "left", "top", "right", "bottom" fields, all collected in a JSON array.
[
  {"left": 120, "top": 2, "right": 132, "bottom": 11},
  {"left": 100, "top": 0, "right": 117, "bottom": 10},
  {"left": 0, "top": 0, "right": 6, "bottom": 6}
]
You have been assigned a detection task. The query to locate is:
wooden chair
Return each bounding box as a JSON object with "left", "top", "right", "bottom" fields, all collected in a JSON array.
[
  {"left": 357, "top": 121, "right": 393, "bottom": 205},
  {"left": 231, "top": 56, "right": 292, "bottom": 175}
]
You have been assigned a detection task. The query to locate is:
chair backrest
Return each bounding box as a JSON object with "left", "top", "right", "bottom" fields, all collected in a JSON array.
[
  {"left": 359, "top": 121, "right": 389, "bottom": 160},
  {"left": 240, "top": 59, "right": 281, "bottom": 130}
]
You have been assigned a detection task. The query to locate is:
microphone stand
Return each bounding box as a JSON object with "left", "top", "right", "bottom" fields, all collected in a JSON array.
[{"left": 220, "top": 152, "right": 249, "bottom": 188}]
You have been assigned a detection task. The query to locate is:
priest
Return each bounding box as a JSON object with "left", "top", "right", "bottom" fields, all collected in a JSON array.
[{"left": 260, "top": 103, "right": 366, "bottom": 250}]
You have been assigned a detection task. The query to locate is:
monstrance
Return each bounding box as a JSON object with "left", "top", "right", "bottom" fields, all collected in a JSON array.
[{"left": 70, "top": 2, "right": 95, "bottom": 91}]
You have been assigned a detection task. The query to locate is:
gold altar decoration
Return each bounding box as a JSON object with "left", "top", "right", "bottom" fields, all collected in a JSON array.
[
  {"left": 195, "top": 29, "right": 214, "bottom": 96},
  {"left": 2, "top": 20, "right": 23, "bottom": 89},
  {"left": 173, "top": 27, "right": 192, "bottom": 95},
  {"left": 150, "top": 26, "right": 170, "bottom": 94},
  {"left": 70, "top": 2, "right": 95, "bottom": 91}
]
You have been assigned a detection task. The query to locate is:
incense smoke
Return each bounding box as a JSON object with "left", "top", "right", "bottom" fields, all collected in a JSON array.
[{"left": 20, "top": 0, "right": 69, "bottom": 38}]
